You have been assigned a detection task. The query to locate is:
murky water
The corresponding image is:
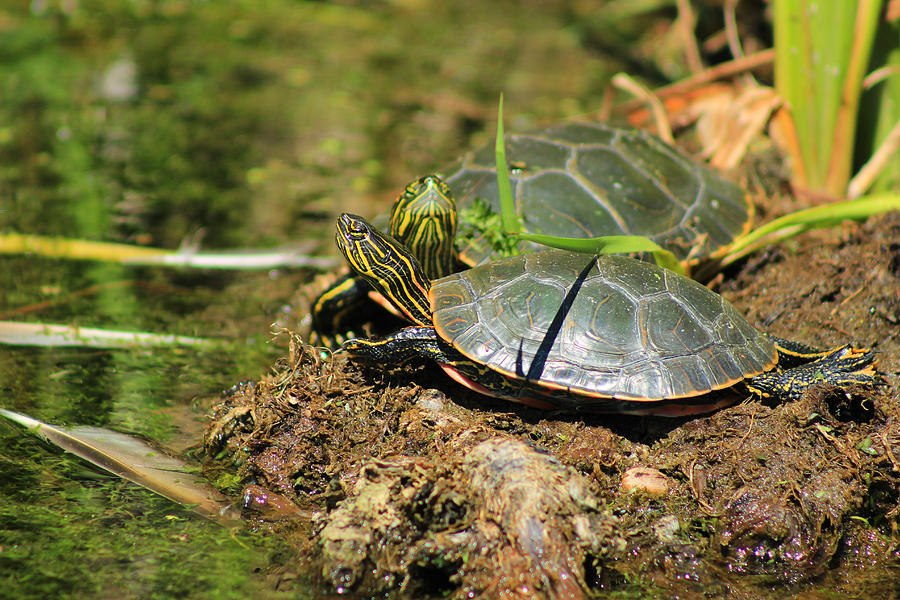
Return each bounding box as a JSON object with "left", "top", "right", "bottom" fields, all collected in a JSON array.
[{"left": 0, "top": 254, "right": 299, "bottom": 596}]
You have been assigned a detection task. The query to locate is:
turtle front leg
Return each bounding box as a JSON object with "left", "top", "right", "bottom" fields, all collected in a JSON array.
[
  {"left": 746, "top": 344, "right": 878, "bottom": 402},
  {"left": 343, "top": 326, "right": 451, "bottom": 364},
  {"left": 343, "top": 327, "right": 558, "bottom": 408}
]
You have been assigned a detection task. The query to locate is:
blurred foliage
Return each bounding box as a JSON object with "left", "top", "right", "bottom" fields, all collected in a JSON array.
[
  {"left": 0, "top": 0, "right": 648, "bottom": 253},
  {"left": 858, "top": 11, "right": 900, "bottom": 194},
  {"left": 774, "top": 0, "right": 899, "bottom": 197}
]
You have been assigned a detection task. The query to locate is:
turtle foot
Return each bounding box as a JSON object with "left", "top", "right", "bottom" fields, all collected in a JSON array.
[{"left": 746, "top": 344, "right": 878, "bottom": 402}]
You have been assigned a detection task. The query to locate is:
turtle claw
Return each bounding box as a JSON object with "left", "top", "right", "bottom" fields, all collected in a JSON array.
[{"left": 809, "top": 345, "right": 878, "bottom": 377}]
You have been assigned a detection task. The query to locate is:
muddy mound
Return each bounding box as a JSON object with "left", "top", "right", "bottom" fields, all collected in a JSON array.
[{"left": 205, "top": 213, "right": 899, "bottom": 599}]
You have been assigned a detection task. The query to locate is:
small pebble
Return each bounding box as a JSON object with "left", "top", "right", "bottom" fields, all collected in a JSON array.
[
  {"left": 620, "top": 466, "right": 670, "bottom": 496},
  {"left": 652, "top": 515, "right": 681, "bottom": 542},
  {"left": 415, "top": 388, "right": 448, "bottom": 412}
]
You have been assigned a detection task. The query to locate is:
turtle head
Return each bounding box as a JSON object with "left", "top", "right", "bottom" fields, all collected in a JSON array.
[
  {"left": 336, "top": 213, "right": 433, "bottom": 326},
  {"left": 389, "top": 175, "right": 458, "bottom": 280}
]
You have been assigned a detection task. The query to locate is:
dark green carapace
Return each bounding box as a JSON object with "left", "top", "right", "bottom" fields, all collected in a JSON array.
[{"left": 441, "top": 121, "right": 751, "bottom": 266}]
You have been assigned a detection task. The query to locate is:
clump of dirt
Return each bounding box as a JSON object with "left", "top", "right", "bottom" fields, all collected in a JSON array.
[
  {"left": 204, "top": 213, "right": 900, "bottom": 599},
  {"left": 205, "top": 340, "right": 628, "bottom": 597},
  {"left": 721, "top": 212, "right": 900, "bottom": 388}
]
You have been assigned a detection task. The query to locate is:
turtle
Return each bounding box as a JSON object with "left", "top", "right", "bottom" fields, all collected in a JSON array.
[
  {"left": 440, "top": 120, "right": 752, "bottom": 267},
  {"left": 334, "top": 212, "right": 877, "bottom": 416},
  {"left": 311, "top": 122, "right": 750, "bottom": 346}
]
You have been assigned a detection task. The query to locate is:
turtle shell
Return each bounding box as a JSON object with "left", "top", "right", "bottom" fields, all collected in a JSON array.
[
  {"left": 429, "top": 250, "right": 776, "bottom": 401},
  {"left": 439, "top": 122, "right": 751, "bottom": 266}
]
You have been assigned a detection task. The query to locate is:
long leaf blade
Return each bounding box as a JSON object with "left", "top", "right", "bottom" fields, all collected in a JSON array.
[
  {"left": 0, "top": 407, "right": 242, "bottom": 525},
  {"left": 0, "top": 321, "right": 209, "bottom": 348},
  {"left": 0, "top": 233, "right": 338, "bottom": 269},
  {"left": 723, "top": 192, "right": 900, "bottom": 264},
  {"left": 517, "top": 232, "right": 685, "bottom": 275},
  {"left": 495, "top": 94, "right": 521, "bottom": 235},
  {"left": 774, "top": 0, "right": 885, "bottom": 194}
]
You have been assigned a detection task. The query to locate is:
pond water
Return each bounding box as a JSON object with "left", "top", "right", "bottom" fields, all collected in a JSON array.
[{"left": 0, "top": 256, "right": 302, "bottom": 597}]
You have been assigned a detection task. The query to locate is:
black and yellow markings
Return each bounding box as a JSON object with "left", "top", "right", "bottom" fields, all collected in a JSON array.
[
  {"left": 743, "top": 343, "right": 878, "bottom": 401},
  {"left": 389, "top": 175, "right": 457, "bottom": 280},
  {"left": 311, "top": 275, "right": 359, "bottom": 327},
  {"left": 313, "top": 175, "right": 461, "bottom": 345},
  {"left": 337, "top": 213, "right": 432, "bottom": 326}
]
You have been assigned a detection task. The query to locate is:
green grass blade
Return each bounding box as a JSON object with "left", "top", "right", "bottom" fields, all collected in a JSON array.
[
  {"left": 0, "top": 233, "right": 338, "bottom": 269},
  {"left": 517, "top": 232, "right": 685, "bottom": 275},
  {"left": 0, "top": 321, "right": 210, "bottom": 348},
  {"left": 723, "top": 192, "right": 900, "bottom": 265},
  {"left": 0, "top": 233, "right": 171, "bottom": 262},
  {"left": 495, "top": 94, "right": 521, "bottom": 235}
]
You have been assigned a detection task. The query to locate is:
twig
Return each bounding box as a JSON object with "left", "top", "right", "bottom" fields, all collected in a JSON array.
[
  {"left": 881, "top": 422, "right": 900, "bottom": 473},
  {"left": 829, "top": 277, "right": 872, "bottom": 316},
  {"left": 676, "top": 0, "right": 704, "bottom": 74},
  {"left": 847, "top": 117, "right": 900, "bottom": 198},
  {"left": 611, "top": 49, "right": 775, "bottom": 115},
  {"left": 729, "top": 405, "right": 757, "bottom": 450},
  {"left": 688, "top": 459, "right": 718, "bottom": 514},
  {"left": 612, "top": 74, "right": 674, "bottom": 144}
]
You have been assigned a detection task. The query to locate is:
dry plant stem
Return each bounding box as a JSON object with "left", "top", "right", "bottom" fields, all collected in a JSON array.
[
  {"left": 881, "top": 424, "right": 900, "bottom": 473},
  {"left": 597, "top": 85, "right": 616, "bottom": 122},
  {"left": 847, "top": 118, "right": 900, "bottom": 198},
  {"left": 676, "top": 0, "right": 703, "bottom": 74},
  {"left": 611, "top": 49, "right": 774, "bottom": 115},
  {"left": 729, "top": 408, "right": 757, "bottom": 451},
  {"left": 829, "top": 280, "right": 870, "bottom": 316},
  {"left": 688, "top": 459, "right": 717, "bottom": 513},
  {"left": 0, "top": 280, "right": 138, "bottom": 319},
  {"left": 723, "top": 0, "right": 743, "bottom": 60},
  {"left": 612, "top": 73, "right": 674, "bottom": 144},
  {"left": 890, "top": 0, "right": 900, "bottom": 20},
  {"left": 862, "top": 65, "right": 900, "bottom": 89}
]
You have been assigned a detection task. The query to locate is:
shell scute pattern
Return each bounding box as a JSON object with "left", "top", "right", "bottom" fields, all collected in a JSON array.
[
  {"left": 429, "top": 250, "right": 778, "bottom": 400},
  {"left": 441, "top": 122, "right": 750, "bottom": 264},
  {"left": 642, "top": 295, "right": 715, "bottom": 353},
  {"left": 448, "top": 320, "right": 505, "bottom": 364},
  {"left": 491, "top": 277, "right": 566, "bottom": 338},
  {"left": 577, "top": 285, "right": 640, "bottom": 355}
]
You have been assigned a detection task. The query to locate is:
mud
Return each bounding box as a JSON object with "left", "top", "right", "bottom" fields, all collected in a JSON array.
[{"left": 204, "top": 212, "right": 899, "bottom": 598}]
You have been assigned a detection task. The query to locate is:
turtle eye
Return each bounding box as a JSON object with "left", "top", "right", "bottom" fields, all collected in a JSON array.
[
  {"left": 349, "top": 221, "right": 366, "bottom": 235},
  {"left": 419, "top": 174, "right": 438, "bottom": 187},
  {"left": 340, "top": 213, "right": 370, "bottom": 239}
]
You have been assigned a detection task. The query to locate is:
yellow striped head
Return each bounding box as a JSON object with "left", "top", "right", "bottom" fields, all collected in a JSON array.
[
  {"left": 336, "top": 213, "right": 432, "bottom": 326},
  {"left": 389, "top": 175, "right": 458, "bottom": 280}
]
